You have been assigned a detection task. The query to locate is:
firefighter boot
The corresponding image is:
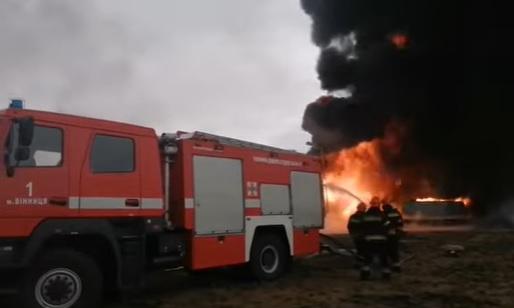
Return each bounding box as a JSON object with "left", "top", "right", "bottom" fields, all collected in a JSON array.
[
  {"left": 382, "top": 268, "right": 392, "bottom": 280},
  {"left": 353, "top": 255, "right": 364, "bottom": 269},
  {"left": 392, "top": 262, "right": 402, "bottom": 273},
  {"left": 360, "top": 266, "right": 371, "bottom": 280}
]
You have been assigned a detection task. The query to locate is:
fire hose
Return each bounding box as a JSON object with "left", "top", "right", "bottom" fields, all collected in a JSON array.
[
  {"left": 319, "top": 233, "right": 361, "bottom": 258},
  {"left": 323, "top": 183, "right": 365, "bottom": 203},
  {"left": 319, "top": 233, "right": 415, "bottom": 264},
  {"left": 320, "top": 184, "right": 414, "bottom": 264}
]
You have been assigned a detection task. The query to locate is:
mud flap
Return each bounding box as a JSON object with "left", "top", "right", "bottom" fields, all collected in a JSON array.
[{"left": 119, "top": 236, "right": 145, "bottom": 289}]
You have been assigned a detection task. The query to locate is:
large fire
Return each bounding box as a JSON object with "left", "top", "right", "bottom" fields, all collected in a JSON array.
[
  {"left": 415, "top": 197, "right": 472, "bottom": 207},
  {"left": 322, "top": 139, "right": 400, "bottom": 234},
  {"left": 320, "top": 122, "right": 471, "bottom": 234}
]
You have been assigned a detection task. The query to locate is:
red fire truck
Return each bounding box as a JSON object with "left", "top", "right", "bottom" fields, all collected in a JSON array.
[{"left": 0, "top": 102, "right": 324, "bottom": 308}]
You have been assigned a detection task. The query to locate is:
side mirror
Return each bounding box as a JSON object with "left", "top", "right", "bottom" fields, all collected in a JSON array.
[
  {"left": 14, "top": 147, "right": 30, "bottom": 162},
  {"left": 4, "top": 151, "right": 14, "bottom": 177},
  {"left": 18, "top": 117, "right": 34, "bottom": 147},
  {"left": 6, "top": 165, "right": 14, "bottom": 177}
]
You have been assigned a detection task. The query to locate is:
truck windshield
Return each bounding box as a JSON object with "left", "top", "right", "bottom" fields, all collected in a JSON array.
[{"left": 1, "top": 120, "right": 62, "bottom": 168}]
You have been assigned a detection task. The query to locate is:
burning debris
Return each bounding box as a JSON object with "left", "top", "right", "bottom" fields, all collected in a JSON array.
[
  {"left": 415, "top": 197, "right": 472, "bottom": 207},
  {"left": 403, "top": 199, "right": 473, "bottom": 226},
  {"left": 300, "top": 0, "right": 514, "bottom": 223},
  {"left": 441, "top": 244, "right": 465, "bottom": 258}
]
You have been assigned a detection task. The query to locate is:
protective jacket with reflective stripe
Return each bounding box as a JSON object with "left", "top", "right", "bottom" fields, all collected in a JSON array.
[
  {"left": 361, "top": 207, "right": 388, "bottom": 242},
  {"left": 384, "top": 207, "right": 404, "bottom": 236},
  {"left": 348, "top": 211, "right": 365, "bottom": 236}
]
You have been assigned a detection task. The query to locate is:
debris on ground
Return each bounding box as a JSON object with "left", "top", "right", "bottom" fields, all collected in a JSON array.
[{"left": 441, "top": 244, "right": 465, "bottom": 257}]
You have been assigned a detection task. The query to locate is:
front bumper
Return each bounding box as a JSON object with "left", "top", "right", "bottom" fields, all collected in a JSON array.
[
  {"left": 0, "top": 238, "right": 25, "bottom": 269},
  {"left": 0, "top": 238, "right": 26, "bottom": 294}
]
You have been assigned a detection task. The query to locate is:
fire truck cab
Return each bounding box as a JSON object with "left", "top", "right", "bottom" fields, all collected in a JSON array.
[{"left": 0, "top": 103, "right": 323, "bottom": 307}]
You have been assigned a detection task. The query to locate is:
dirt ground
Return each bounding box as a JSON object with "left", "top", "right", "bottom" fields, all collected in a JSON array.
[{"left": 108, "top": 230, "right": 514, "bottom": 308}]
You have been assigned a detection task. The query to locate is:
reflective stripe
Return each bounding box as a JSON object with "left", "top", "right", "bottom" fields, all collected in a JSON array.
[
  {"left": 363, "top": 216, "right": 382, "bottom": 222},
  {"left": 387, "top": 213, "right": 400, "bottom": 218},
  {"left": 141, "top": 198, "right": 163, "bottom": 209},
  {"left": 365, "top": 235, "right": 387, "bottom": 241},
  {"left": 349, "top": 218, "right": 361, "bottom": 223},
  {"left": 185, "top": 198, "right": 194, "bottom": 209},
  {"left": 69, "top": 197, "right": 79, "bottom": 209},
  {"left": 68, "top": 197, "right": 162, "bottom": 210},
  {"left": 245, "top": 199, "right": 261, "bottom": 208},
  {"left": 80, "top": 197, "right": 135, "bottom": 209},
  {"left": 184, "top": 198, "right": 262, "bottom": 209}
]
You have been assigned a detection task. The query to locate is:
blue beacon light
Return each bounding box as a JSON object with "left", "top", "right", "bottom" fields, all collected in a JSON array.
[{"left": 9, "top": 99, "right": 24, "bottom": 109}]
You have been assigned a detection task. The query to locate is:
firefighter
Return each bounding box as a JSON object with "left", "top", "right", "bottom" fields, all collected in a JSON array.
[
  {"left": 347, "top": 202, "right": 367, "bottom": 266},
  {"left": 360, "top": 196, "right": 390, "bottom": 280},
  {"left": 382, "top": 202, "right": 404, "bottom": 272}
]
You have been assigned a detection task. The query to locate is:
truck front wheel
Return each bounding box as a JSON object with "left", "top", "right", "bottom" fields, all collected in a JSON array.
[
  {"left": 249, "top": 233, "right": 288, "bottom": 281},
  {"left": 19, "top": 250, "right": 103, "bottom": 308}
]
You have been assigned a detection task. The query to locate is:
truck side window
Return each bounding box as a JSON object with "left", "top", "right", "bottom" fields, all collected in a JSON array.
[
  {"left": 18, "top": 125, "right": 63, "bottom": 167},
  {"left": 90, "top": 135, "right": 134, "bottom": 173}
]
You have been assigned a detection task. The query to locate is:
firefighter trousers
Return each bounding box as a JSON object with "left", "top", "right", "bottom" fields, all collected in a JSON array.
[
  {"left": 387, "top": 237, "right": 400, "bottom": 265},
  {"left": 361, "top": 240, "right": 389, "bottom": 270},
  {"left": 352, "top": 237, "right": 366, "bottom": 258}
]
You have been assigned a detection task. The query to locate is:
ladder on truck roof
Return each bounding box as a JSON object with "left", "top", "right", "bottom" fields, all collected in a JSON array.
[{"left": 178, "top": 131, "right": 300, "bottom": 154}]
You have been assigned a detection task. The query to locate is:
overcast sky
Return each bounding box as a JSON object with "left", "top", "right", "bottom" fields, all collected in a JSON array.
[{"left": 0, "top": 0, "right": 321, "bottom": 152}]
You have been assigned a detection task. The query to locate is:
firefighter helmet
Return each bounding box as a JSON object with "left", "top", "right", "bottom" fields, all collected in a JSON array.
[
  {"left": 370, "top": 196, "right": 381, "bottom": 207},
  {"left": 382, "top": 203, "right": 393, "bottom": 211},
  {"left": 357, "top": 202, "right": 367, "bottom": 212}
]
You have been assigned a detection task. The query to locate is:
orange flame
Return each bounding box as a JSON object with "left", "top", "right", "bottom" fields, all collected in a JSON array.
[
  {"left": 391, "top": 33, "right": 408, "bottom": 49},
  {"left": 320, "top": 121, "right": 470, "bottom": 234},
  {"left": 415, "top": 197, "right": 472, "bottom": 207},
  {"left": 322, "top": 139, "right": 400, "bottom": 234}
]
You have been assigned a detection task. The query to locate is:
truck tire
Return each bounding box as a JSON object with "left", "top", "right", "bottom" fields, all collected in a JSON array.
[
  {"left": 249, "top": 233, "right": 288, "bottom": 281},
  {"left": 19, "top": 249, "right": 103, "bottom": 308}
]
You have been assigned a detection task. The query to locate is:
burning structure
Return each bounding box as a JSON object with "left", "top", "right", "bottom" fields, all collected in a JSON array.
[{"left": 299, "top": 0, "right": 514, "bottom": 231}]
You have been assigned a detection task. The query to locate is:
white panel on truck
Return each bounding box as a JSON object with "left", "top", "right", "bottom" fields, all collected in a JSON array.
[
  {"left": 290, "top": 171, "right": 323, "bottom": 228},
  {"left": 193, "top": 156, "right": 244, "bottom": 234},
  {"left": 260, "top": 184, "right": 291, "bottom": 215}
]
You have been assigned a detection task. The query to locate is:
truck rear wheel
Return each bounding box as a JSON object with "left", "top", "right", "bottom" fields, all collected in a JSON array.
[
  {"left": 249, "top": 233, "right": 288, "bottom": 281},
  {"left": 19, "top": 250, "right": 103, "bottom": 308}
]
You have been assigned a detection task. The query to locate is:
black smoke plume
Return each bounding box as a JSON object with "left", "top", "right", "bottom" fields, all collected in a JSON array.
[{"left": 301, "top": 0, "right": 514, "bottom": 214}]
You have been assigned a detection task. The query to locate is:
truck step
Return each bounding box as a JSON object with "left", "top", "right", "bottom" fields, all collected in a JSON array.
[{"left": 151, "top": 255, "right": 184, "bottom": 267}]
